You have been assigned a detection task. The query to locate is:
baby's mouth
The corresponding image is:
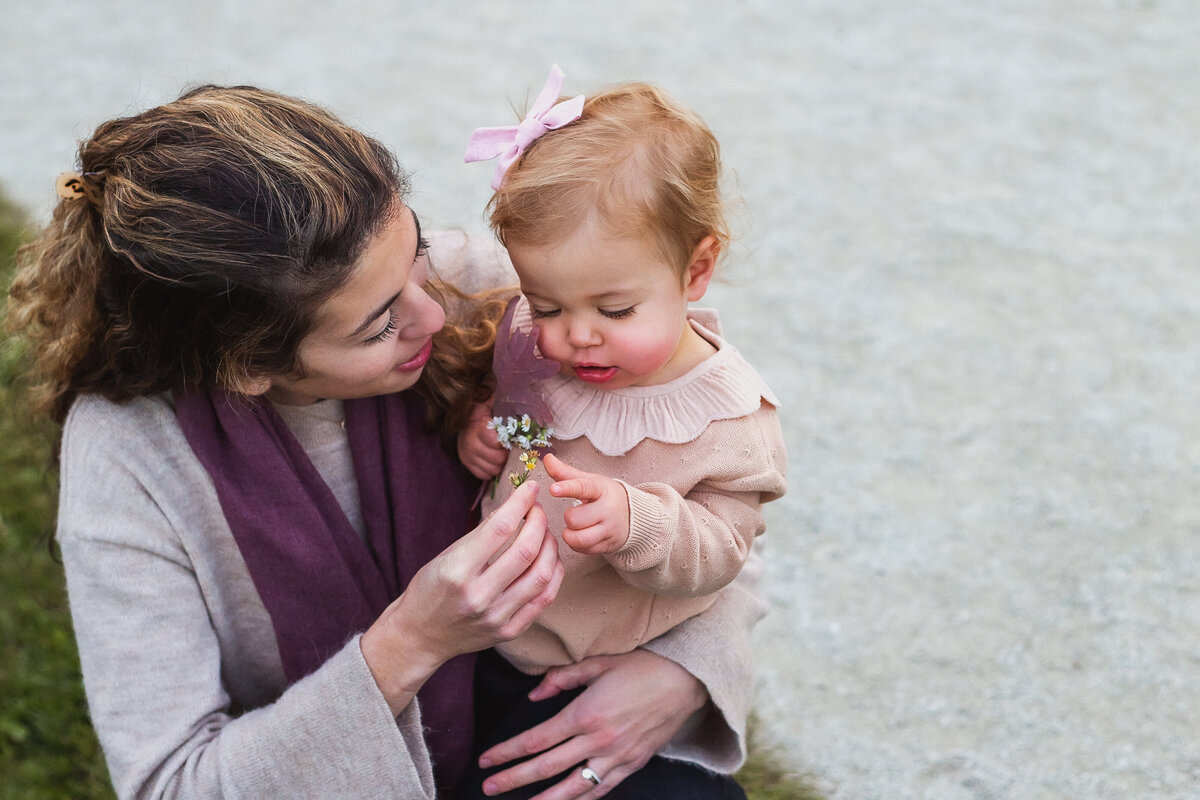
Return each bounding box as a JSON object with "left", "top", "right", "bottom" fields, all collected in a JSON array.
[{"left": 573, "top": 364, "right": 618, "bottom": 383}]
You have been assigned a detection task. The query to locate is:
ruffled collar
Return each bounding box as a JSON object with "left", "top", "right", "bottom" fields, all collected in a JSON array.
[{"left": 537, "top": 309, "right": 780, "bottom": 456}]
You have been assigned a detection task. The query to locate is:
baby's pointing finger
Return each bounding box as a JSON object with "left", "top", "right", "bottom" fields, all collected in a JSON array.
[
  {"left": 549, "top": 476, "right": 603, "bottom": 504},
  {"left": 542, "top": 453, "right": 598, "bottom": 501},
  {"left": 541, "top": 452, "right": 592, "bottom": 482}
]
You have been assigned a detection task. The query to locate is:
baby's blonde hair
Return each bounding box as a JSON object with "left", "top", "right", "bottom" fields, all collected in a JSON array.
[{"left": 488, "top": 82, "right": 728, "bottom": 279}]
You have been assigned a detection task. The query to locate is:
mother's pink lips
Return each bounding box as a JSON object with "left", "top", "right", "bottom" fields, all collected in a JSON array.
[{"left": 395, "top": 339, "right": 433, "bottom": 373}]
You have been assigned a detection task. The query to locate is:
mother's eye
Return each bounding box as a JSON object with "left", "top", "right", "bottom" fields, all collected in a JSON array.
[{"left": 366, "top": 309, "right": 400, "bottom": 344}]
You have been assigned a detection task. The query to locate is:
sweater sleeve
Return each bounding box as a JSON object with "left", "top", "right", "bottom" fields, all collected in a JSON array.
[
  {"left": 58, "top": 396, "right": 436, "bottom": 800},
  {"left": 640, "top": 537, "right": 769, "bottom": 773},
  {"left": 608, "top": 403, "right": 787, "bottom": 596}
]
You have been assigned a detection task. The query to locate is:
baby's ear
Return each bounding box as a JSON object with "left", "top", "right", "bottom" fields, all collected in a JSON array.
[{"left": 684, "top": 235, "right": 720, "bottom": 301}]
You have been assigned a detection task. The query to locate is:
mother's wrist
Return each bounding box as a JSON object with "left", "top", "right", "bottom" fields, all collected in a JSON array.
[
  {"left": 632, "top": 647, "right": 709, "bottom": 712},
  {"left": 359, "top": 616, "right": 444, "bottom": 716}
]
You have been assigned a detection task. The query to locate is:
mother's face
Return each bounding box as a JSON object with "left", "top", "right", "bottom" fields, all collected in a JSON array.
[{"left": 263, "top": 206, "right": 445, "bottom": 406}]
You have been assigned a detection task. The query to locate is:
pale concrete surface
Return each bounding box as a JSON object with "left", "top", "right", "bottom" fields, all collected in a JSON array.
[{"left": 3, "top": 2, "right": 1198, "bottom": 798}]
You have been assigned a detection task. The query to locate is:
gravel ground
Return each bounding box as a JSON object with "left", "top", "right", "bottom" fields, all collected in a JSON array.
[{"left": 3, "top": 2, "right": 1198, "bottom": 798}]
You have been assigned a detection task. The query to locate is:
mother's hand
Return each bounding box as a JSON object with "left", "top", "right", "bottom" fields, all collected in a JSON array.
[
  {"left": 361, "top": 481, "right": 564, "bottom": 714},
  {"left": 477, "top": 649, "right": 708, "bottom": 799}
]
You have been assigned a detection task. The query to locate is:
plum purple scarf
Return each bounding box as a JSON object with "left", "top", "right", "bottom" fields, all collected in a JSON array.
[{"left": 174, "top": 388, "right": 479, "bottom": 793}]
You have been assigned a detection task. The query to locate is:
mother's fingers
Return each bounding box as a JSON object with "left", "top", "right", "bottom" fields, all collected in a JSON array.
[
  {"left": 479, "top": 692, "right": 580, "bottom": 772},
  {"left": 484, "top": 487, "right": 559, "bottom": 586},
  {"left": 528, "top": 657, "right": 609, "bottom": 701},
  {"left": 528, "top": 761, "right": 630, "bottom": 800},
  {"left": 494, "top": 514, "right": 564, "bottom": 638},
  {"left": 464, "top": 481, "right": 541, "bottom": 569},
  {"left": 480, "top": 734, "right": 594, "bottom": 798}
]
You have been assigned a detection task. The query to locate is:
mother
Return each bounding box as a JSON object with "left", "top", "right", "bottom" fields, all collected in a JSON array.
[{"left": 7, "top": 85, "right": 763, "bottom": 799}]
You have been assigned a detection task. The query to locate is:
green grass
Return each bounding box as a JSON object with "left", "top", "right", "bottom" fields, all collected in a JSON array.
[
  {"left": 736, "top": 718, "right": 826, "bottom": 800},
  {"left": 0, "top": 197, "right": 115, "bottom": 799},
  {"left": 0, "top": 190, "right": 822, "bottom": 800}
]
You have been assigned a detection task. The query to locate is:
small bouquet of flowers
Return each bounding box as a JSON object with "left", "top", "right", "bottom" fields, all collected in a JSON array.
[
  {"left": 488, "top": 297, "right": 559, "bottom": 490},
  {"left": 487, "top": 413, "right": 554, "bottom": 488}
]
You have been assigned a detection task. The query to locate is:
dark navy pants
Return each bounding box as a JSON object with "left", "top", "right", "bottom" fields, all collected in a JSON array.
[{"left": 455, "top": 649, "right": 747, "bottom": 800}]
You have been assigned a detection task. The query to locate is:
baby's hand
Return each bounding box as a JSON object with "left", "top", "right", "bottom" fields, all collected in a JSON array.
[
  {"left": 542, "top": 452, "right": 630, "bottom": 554},
  {"left": 458, "top": 402, "right": 509, "bottom": 480}
]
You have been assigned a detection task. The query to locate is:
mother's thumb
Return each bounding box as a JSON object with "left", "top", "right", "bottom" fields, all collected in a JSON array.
[{"left": 480, "top": 480, "right": 540, "bottom": 540}]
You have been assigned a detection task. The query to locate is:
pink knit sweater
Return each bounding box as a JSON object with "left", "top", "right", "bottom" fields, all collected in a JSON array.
[{"left": 484, "top": 303, "right": 787, "bottom": 674}]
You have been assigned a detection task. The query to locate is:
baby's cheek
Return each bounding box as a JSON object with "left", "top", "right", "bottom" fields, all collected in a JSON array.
[
  {"left": 547, "top": 344, "right": 572, "bottom": 370},
  {"left": 621, "top": 336, "right": 678, "bottom": 374},
  {"left": 533, "top": 333, "right": 572, "bottom": 372}
]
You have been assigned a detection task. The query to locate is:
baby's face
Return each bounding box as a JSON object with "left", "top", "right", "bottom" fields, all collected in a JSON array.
[{"left": 508, "top": 227, "right": 713, "bottom": 390}]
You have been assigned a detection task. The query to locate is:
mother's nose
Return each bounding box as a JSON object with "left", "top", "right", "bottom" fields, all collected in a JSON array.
[{"left": 403, "top": 285, "right": 446, "bottom": 337}]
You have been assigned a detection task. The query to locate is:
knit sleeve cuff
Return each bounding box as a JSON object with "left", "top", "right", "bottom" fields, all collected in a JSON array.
[{"left": 613, "top": 482, "right": 667, "bottom": 569}]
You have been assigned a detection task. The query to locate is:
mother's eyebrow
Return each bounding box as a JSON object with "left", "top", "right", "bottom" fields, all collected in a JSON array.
[{"left": 347, "top": 209, "right": 423, "bottom": 339}]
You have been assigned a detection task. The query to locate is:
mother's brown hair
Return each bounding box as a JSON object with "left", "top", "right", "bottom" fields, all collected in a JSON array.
[{"left": 6, "top": 84, "right": 405, "bottom": 423}]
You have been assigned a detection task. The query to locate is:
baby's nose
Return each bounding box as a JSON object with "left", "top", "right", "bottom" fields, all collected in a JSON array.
[{"left": 566, "top": 319, "right": 601, "bottom": 348}]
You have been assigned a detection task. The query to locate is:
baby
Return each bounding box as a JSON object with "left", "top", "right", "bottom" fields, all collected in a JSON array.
[{"left": 457, "top": 67, "right": 787, "bottom": 791}]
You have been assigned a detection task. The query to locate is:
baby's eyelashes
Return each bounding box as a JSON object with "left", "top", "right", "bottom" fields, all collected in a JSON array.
[
  {"left": 529, "top": 305, "right": 637, "bottom": 320},
  {"left": 598, "top": 305, "right": 636, "bottom": 319}
]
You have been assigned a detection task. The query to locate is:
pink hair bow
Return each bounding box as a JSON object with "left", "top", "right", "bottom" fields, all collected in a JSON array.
[{"left": 464, "top": 64, "right": 585, "bottom": 190}]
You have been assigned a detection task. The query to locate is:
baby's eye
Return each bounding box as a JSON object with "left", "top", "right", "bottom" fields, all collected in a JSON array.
[
  {"left": 529, "top": 307, "right": 561, "bottom": 319},
  {"left": 599, "top": 306, "right": 636, "bottom": 320}
]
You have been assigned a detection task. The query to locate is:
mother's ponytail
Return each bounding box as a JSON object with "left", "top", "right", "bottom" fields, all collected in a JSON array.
[{"left": 7, "top": 173, "right": 111, "bottom": 422}]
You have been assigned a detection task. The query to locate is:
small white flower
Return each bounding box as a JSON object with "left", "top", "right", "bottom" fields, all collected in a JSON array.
[
  {"left": 489, "top": 413, "right": 555, "bottom": 486},
  {"left": 488, "top": 417, "right": 514, "bottom": 449}
]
